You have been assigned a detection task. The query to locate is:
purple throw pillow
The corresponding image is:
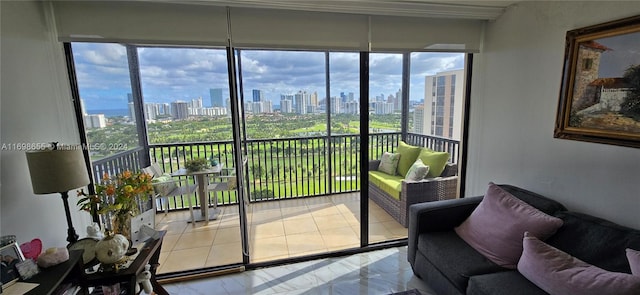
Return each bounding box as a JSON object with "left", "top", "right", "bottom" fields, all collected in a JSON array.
[
  {"left": 627, "top": 248, "right": 640, "bottom": 276},
  {"left": 454, "top": 183, "right": 563, "bottom": 269},
  {"left": 518, "top": 233, "right": 640, "bottom": 295}
]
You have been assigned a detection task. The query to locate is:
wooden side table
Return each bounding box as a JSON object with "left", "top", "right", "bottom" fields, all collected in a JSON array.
[
  {"left": 83, "top": 230, "right": 168, "bottom": 295},
  {"left": 23, "top": 249, "right": 87, "bottom": 295}
]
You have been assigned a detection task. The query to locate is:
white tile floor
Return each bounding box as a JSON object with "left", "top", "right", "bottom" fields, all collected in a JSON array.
[{"left": 161, "top": 246, "right": 436, "bottom": 295}]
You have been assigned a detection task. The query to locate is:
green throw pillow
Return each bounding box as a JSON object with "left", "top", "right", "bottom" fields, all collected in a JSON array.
[
  {"left": 396, "top": 141, "right": 421, "bottom": 177},
  {"left": 378, "top": 152, "right": 400, "bottom": 175},
  {"left": 405, "top": 159, "right": 430, "bottom": 181},
  {"left": 418, "top": 148, "right": 450, "bottom": 177}
]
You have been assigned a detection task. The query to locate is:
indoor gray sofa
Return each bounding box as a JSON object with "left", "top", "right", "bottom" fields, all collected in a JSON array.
[{"left": 407, "top": 184, "right": 640, "bottom": 295}]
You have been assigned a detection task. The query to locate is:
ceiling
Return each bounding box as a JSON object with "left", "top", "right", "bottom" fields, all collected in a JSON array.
[{"left": 139, "top": 0, "right": 523, "bottom": 20}]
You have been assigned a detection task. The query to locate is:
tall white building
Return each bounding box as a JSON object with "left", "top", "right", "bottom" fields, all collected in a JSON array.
[
  {"left": 374, "top": 101, "right": 394, "bottom": 114},
  {"left": 84, "top": 114, "right": 107, "bottom": 129},
  {"left": 280, "top": 98, "right": 293, "bottom": 113},
  {"left": 330, "top": 96, "right": 341, "bottom": 114},
  {"left": 294, "top": 91, "right": 307, "bottom": 114},
  {"left": 128, "top": 102, "right": 136, "bottom": 122},
  {"left": 191, "top": 97, "right": 203, "bottom": 109},
  {"left": 143, "top": 103, "right": 159, "bottom": 121},
  {"left": 421, "top": 69, "right": 464, "bottom": 140},
  {"left": 344, "top": 101, "right": 359, "bottom": 114}
]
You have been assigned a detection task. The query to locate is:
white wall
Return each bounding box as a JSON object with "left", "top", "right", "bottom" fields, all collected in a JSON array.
[
  {"left": 1, "top": 1, "right": 93, "bottom": 248},
  {"left": 467, "top": 1, "right": 640, "bottom": 228}
]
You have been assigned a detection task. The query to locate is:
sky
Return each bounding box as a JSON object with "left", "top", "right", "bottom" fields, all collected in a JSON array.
[
  {"left": 72, "top": 43, "right": 465, "bottom": 110},
  {"left": 597, "top": 31, "right": 640, "bottom": 78}
]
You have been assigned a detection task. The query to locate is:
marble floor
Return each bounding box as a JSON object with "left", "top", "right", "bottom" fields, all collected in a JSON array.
[
  {"left": 155, "top": 193, "right": 407, "bottom": 274},
  {"left": 161, "top": 246, "right": 436, "bottom": 295}
]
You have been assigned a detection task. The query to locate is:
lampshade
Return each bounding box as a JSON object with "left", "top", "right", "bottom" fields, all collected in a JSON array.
[{"left": 26, "top": 149, "right": 90, "bottom": 194}]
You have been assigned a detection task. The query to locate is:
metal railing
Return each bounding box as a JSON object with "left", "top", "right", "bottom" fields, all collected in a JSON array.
[{"left": 91, "top": 133, "right": 459, "bottom": 212}]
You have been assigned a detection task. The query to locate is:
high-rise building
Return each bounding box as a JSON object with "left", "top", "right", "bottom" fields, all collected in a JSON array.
[
  {"left": 171, "top": 101, "right": 190, "bottom": 120},
  {"left": 252, "top": 89, "right": 263, "bottom": 102},
  {"left": 143, "top": 103, "right": 159, "bottom": 121},
  {"left": 344, "top": 101, "right": 359, "bottom": 114},
  {"left": 128, "top": 102, "right": 136, "bottom": 123},
  {"left": 294, "top": 91, "right": 307, "bottom": 114},
  {"left": 374, "top": 101, "right": 394, "bottom": 114},
  {"left": 395, "top": 89, "right": 402, "bottom": 111},
  {"left": 330, "top": 96, "right": 341, "bottom": 114},
  {"left": 191, "top": 97, "right": 203, "bottom": 109},
  {"left": 262, "top": 100, "right": 273, "bottom": 113},
  {"left": 280, "top": 98, "right": 293, "bottom": 113},
  {"left": 421, "top": 69, "right": 464, "bottom": 140},
  {"left": 159, "top": 103, "right": 170, "bottom": 115},
  {"left": 84, "top": 114, "right": 107, "bottom": 129},
  {"left": 413, "top": 105, "right": 425, "bottom": 134},
  {"left": 309, "top": 91, "right": 318, "bottom": 107},
  {"left": 210, "top": 88, "right": 224, "bottom": 107}
]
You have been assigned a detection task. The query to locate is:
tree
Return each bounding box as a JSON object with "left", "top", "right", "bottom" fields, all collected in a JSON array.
[{"left": 621, "top": 64, "right": 640, "bottom": 120}]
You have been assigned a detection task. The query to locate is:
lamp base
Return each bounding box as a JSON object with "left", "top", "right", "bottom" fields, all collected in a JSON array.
[{"left": 61, "top": 191, "right": 79, "bottom": 244}]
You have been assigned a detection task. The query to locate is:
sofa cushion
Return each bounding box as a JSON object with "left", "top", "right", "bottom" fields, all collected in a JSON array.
[
  {"left": 498, "top": 184, "right": 566, "bottom": 215},
  {"left": 627, "top": 248, "right": 640, "bottom": 276},
  {"left": 368, "top": 171, "right": 402, "bottom": 200},
  {"left": 405, "top": 158, "right": 430, "bottom": 181},
  {"left": 518, "top": 233, "right": 640, "bottom": 295},
  {"left": 546, "top": 211, "right": 640, "bottom": 273},
  {"left": 454, "top": 183, "right": 563, "bottom": 269},
  {"left": 467, "top": 271, "right": 548, "bottom": 295},
  {"left": 417, "top": 148, "right": 450, "bottom": 177},
  {"left": 378, "top": 152, "right": 400, "bottom": 175},
  {"left": 417, "top": 231, "right": 506, "bottom": 292},
  {"left": 396, "top": 141, "right": 422, "bottom": 177}
]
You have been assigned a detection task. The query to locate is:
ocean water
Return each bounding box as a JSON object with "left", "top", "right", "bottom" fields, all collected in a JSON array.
[{"left": 86, "top": 109, "right": 129, "bottom": 117}]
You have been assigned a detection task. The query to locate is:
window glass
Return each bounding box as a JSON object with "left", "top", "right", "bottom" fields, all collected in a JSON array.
[{"left": 71, "top": 43, "right": 138, "bottom": 160}]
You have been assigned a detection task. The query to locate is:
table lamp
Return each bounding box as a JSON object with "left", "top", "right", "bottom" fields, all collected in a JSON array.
[{"left": 26, "top": 148, "right": 90, "bottom": 243}]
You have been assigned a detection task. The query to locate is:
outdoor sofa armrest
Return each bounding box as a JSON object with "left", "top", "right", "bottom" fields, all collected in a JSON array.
[{"left": 407, "top": 195, "right": 483, "bottom": 265}]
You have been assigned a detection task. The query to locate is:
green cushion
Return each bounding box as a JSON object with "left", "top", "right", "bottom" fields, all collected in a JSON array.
[
  {"left": 418, "top": 148, "right": 450, "bottom": 177},
  {"left": 396, "top": 141, "right": 422, "bottom": 177},
  {"left": 369, "top": 171, "right": 403, "bottom": 200}
]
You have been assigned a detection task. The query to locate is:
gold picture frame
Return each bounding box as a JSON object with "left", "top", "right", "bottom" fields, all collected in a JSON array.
[{"left": 555, "top": 15, "right": 640, "bottom": 148}]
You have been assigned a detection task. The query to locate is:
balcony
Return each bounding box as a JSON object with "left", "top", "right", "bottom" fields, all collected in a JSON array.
[{"left": 90, "top": 132, "right": 459, "bottom": 274}]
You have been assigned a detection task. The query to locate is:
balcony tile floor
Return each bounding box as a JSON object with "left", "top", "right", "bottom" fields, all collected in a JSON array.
[
  {"left": 162, "top": 246, "right": 436, "bottom": 295},
  {"left": 155, "top": 193, "right": 407, "bottom": 274}
]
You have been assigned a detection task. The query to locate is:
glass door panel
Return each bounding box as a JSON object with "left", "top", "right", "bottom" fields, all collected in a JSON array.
[{"left": 135, "top": 46, "right": 243, "bottom": 273}]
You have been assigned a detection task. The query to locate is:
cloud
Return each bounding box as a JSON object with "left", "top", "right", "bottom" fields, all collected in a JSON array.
[{"left": 72, "top": 43, "right": 464, "bottom": 109}]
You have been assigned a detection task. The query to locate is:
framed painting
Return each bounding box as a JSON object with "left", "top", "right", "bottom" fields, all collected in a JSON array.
[{"left": 555, "top": 15, "right": 640, "bottom": 148}]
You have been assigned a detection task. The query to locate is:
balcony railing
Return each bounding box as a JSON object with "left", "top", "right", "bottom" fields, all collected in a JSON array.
[{"left": 91, "top": 133, "right": 459, "bottom": 212}]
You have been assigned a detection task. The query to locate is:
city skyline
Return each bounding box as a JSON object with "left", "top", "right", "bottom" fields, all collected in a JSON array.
[{"left": 73, "top": 43, "right": 465, "bottom": 111}]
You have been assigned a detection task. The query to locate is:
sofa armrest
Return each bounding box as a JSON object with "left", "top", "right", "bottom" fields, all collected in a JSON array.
[
  {"left": 407, "top": 196, "right": 483, "bottom": 265},
  {"left": 369, "top": 160, "right": 381, "bottom": 171}
]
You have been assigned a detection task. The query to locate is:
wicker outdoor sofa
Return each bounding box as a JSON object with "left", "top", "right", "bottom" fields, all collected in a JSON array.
[{"left": 368, "top": 160, "right": 458, "bottom": 227}]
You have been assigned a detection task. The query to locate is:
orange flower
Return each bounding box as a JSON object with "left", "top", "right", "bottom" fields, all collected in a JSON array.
[{"left": 105, "top": 185, "right": 116, "bottom": 195}]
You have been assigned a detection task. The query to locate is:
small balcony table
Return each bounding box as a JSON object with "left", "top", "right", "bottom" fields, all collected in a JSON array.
[{"left": 171, "top": 164, "right": 223, "bottom": 224}]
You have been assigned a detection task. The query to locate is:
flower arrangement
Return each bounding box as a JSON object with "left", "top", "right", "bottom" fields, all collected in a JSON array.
[{"left": 77, "top": 170, "right": 153, "bottom": 239}]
